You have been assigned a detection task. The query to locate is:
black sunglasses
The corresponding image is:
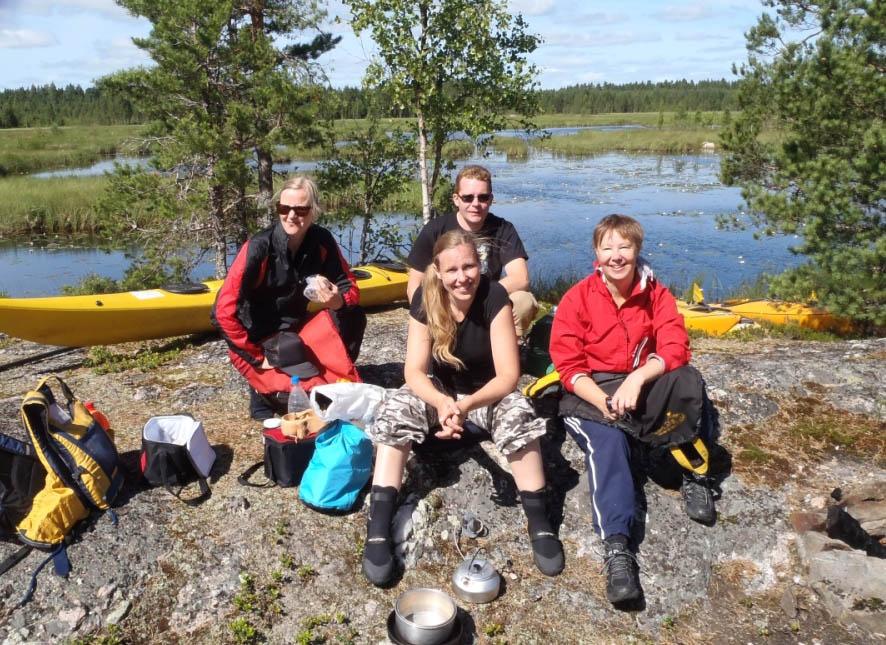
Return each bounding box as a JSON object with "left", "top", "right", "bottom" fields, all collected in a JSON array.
[
  {"left": 277, "top": 202, "right": 312, "bottom": 217},
  {"left": 458, "top": 193, "right": 492, "bottom": 204}
]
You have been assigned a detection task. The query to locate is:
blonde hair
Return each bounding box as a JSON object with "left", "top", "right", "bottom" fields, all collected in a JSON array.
[
  {"left": 593, "top": 214, "right": 644, "bottom": 253},
  {"left": 421, "top": 229, "right": 481, "bottom": 369},
  {"left": 275, "top": 175, "right": 322, "bottom": 218},
  {"left": 454, "top": 165, "right": 492, "bottom": 193}
]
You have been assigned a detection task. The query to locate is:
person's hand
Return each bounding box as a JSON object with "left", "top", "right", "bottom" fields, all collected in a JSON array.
[
  {"left": 313, "top": 277, "right": 343, "bottom": 310},
  {"left": 593, "top": 389, "right": 618, "bottom": 421},
  {"left": 433, "top": 396, "right": 463, "bottom": 440},
  {"left": 609, "top": 372, "right": 645, "bottom": 417}
]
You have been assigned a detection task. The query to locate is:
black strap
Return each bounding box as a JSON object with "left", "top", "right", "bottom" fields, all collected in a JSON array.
[
  {"left": 19, "top": 543, "right": 65, "bottom": 607},
  {"left": 160, "top": 459, "right": 212, "bottom": 506},
  {"left": 0, "top": 544, "right": 33, "bottom": 577},
  {"left": 237, "top": 461, "right": 276, "bottom": 488}
]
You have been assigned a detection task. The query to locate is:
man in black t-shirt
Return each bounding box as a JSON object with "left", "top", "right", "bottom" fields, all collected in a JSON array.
[{"left": 406, "top": 164, "right": 539, "bottom": 338}]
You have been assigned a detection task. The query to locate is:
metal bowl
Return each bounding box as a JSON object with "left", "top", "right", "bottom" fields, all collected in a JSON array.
[{"left": 393, "top": 588, "right": 457, "bottom": 645}]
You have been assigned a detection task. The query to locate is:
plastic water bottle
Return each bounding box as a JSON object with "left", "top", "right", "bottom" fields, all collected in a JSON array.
[{"left": 287, "top": 376, "right": 311, "bottom": 414}]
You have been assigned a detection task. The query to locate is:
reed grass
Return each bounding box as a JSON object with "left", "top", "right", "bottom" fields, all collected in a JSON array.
[
  {"left": 487, "top": 137, "right": 530, "bottom": 160},
  {"left": 0, "top": 124, "right": 146, "bottom": 176},
  {"left": 535, "top": 127, "right": 716, "bottom": 155},
  {"left": 0, "top": 175, "right": 107, "bottom": 234}
]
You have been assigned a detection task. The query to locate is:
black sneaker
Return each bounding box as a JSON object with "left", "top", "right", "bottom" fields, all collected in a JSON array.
[
  {"left": 682, "top": 473, "right": 716, "bottom": 524},
  {"left": 603, "top": 536, "right": 641, "bottom": 603}
]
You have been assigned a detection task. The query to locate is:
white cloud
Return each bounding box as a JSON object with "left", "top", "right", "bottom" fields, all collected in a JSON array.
[
  {"left": 676, "top": 31, "right": 732, "bottom": 42},
  {"left": 654, "top": 3, "right": 716, "bottom": 22},
  {"left": 542, "top": 31, "right": 662, "bottom": 48},
  {"left": 13, "top": 0, "right": 138, "bottom": 22},
  {"left": 92, "top": 35, "right": 152, "bottom": 67},
  {"left": 508, "top": 0, "right": 556, "bottom": 17},
  {"left": 575, "top": 12, "right": 629, "bottom": 26},
  {"left": 0, "top": 29, "right": 57, "bottom": 49}
]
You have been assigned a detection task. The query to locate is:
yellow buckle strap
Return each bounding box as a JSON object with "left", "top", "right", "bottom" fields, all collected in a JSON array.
[{"left": 670, "top": 438, "right": 709, "bottom": 475}]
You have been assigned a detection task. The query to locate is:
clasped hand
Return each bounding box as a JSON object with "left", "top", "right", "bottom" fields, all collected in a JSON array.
[
  {"left": 604, "top": 372, "right": 645, "bottom": 419},
  {"left": 434, "top": 397, "right": 464, "bottom": 440}
]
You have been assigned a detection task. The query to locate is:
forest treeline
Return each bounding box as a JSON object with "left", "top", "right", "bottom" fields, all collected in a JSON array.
[
  {"left": 1, "top": 79, "right": 738, "bottom": 128},
  {"left": 0, "top": 84, "right": 142, "bottom": 128}
]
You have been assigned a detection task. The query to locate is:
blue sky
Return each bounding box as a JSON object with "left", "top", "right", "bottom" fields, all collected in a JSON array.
[{"left": 0, "top": 0, "right": 767, "bottom": 91}]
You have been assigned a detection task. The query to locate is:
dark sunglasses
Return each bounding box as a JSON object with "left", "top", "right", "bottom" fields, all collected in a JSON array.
[
  {"left": 458, "top": 193, "right": 492, "bottom": 204},
  {"left": 276, "top": 202, "right": 312, "bottom": 217}
]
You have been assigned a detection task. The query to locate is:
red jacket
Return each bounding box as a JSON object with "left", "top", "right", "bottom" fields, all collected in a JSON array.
[
  {"left": 212, "top": 223, "right": 359, "bottom": 368},
  {"left": 550, "top": 264, "right": 690, "bottom": 393}
]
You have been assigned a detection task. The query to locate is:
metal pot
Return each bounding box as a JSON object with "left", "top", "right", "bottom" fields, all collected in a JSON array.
[
  {"left": 452, "top": 554, "right": 500, "bottom": 603},
  {"left": 393, "top": 588, "right": 457, "bottom": 645}
]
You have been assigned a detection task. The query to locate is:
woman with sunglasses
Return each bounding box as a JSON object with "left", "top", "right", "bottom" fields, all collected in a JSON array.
[
  {"left": 213, "top": 175, "right": 366, "bottom": 420},
  {"left": 362, "top": 229, "right": 563, "bottom": 587}
]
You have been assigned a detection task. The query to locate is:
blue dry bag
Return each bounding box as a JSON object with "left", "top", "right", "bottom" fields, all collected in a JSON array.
[{"left": 298, "top": 421, "right": 372, "bottom": 512}]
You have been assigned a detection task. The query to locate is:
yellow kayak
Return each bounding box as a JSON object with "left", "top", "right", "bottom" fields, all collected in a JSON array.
[
  {"left": 716, "top": 299, "right": 855, "bottom": 334},
  {"left": 0, "top": 264, "right": 408, "bottom": 347},
  {"left": 675, "top": 300, "right": 751, "bottom": 336}
]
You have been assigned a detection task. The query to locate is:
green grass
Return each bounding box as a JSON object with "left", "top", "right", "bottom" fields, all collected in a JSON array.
[
  {"left": 0, "top": 124, "right": 146, "bottom": 175},
  {"left": 0, "top": 174, "right": 108, "bottom": 234},
  {"left": 487, "top": 137, "right": 530, "bottom": 160},
  {"left": 534, "top": 127, "right": 718, "bottom": 155}
]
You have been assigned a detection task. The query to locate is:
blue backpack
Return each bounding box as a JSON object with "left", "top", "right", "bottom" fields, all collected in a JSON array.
[{"left": 298, "top": 421, "right": 372, "bottom": 512}]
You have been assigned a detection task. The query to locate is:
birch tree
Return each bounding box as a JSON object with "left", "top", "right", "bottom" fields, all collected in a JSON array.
[{"left": 347, "top": 0, "right": 541, "bottom": 223}]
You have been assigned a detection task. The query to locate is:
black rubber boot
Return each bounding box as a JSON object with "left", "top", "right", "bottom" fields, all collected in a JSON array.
[
  {"left": 249, "top": 388, "right": 275, "bottom": 421},
  {"left": 520, "top": 488, "right": 564, "bottom": 576},
  {"left": 603, "top": 534, "right": 641, "bottom": 603},
  {"left": 362, "top": 486, "right": 398, "bottom": 586}
]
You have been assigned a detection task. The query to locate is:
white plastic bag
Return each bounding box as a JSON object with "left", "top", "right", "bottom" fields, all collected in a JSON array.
[
  {"left": 309, "top": 382, "right": 387, "bottom": 426},
  {"left": 303, "top": 274, "right": 333, "bottom": 302}
]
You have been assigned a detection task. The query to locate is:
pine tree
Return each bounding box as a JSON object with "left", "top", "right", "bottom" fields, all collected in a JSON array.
[
  {"left": 99, "top": 0, "right": 335, "bottom": 278},
  {"left": 721, "top": 0, "right": 884, "bottom": 327}
]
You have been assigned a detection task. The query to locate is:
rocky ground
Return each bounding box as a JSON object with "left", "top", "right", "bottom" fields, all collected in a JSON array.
[{"left": 0, "top": 305, "right": 883, "bottom": 644}]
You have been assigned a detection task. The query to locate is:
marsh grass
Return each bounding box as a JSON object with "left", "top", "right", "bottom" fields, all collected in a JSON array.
[
  {"left": 442, "top": 139, "right": 475, "bottom": 160},
  {"left": 0, "top": 124, "right": 146, "bottom": 175},
  {"left": 535, "top": 127, "right": 715, "bottom": 155},
  {"left": 488, "top": 136, "right": 530, "bottom": 160},
  {"left": 0, "top": 174, "right": 107, "bottom": 234}
]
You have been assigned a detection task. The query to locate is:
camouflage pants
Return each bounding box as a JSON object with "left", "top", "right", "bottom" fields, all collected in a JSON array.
[{"left": 366, "top": 385, "right": 547, "bottom": 456}]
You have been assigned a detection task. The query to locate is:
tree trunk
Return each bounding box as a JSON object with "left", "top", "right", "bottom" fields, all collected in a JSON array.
[
  {"left": 209, "top": 183, "right": 228, "bottom": 278},
  {"left": 417, "top": 112, "right": 431, "bottom": 224},
  {"left": 248, "top": 2, "right": 275, "bottom": 229},
  {"left": 256, "top": 146, "right": 274, "bottom": 228},
  {"left": 235, "top": 180, "right": 250, "bottom": 246},
  {"left": 360, "top": 211, "right": 371, "bottom": 265},
  {"left": 430, "top": 125, "right": 445, "bottom": 216}
]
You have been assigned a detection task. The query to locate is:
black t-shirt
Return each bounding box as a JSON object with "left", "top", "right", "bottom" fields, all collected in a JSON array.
[
  {"left": 407, "top": 212, "right": 528, "bottom": 280},
  {"left": 410, "top": 277, "right": 511, "bottom": 394}
]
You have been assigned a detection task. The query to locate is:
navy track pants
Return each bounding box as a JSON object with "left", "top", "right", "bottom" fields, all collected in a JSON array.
[{"left": 563, "top": 416, "right": 636, "bottom": 539}]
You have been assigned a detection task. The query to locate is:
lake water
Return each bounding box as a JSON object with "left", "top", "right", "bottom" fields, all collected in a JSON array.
[{"left": 3, "top": 148, "right": 801, "bottom": 299}]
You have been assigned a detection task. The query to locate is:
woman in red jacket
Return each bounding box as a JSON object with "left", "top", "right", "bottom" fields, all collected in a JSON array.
[
  {"left": 550, "top": 214, "right": 715, "bottom": 606},
  {"left": 212, "top": 176, "right": 365, "bottom": 420}
]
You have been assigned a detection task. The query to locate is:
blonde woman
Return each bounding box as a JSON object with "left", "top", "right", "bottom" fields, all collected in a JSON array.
[
  {"left": 363, "top": 229, "right": 563, "bottom": 586},
  {"left": 212, "top": 175, "right": 366, "bottom": 420}
]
